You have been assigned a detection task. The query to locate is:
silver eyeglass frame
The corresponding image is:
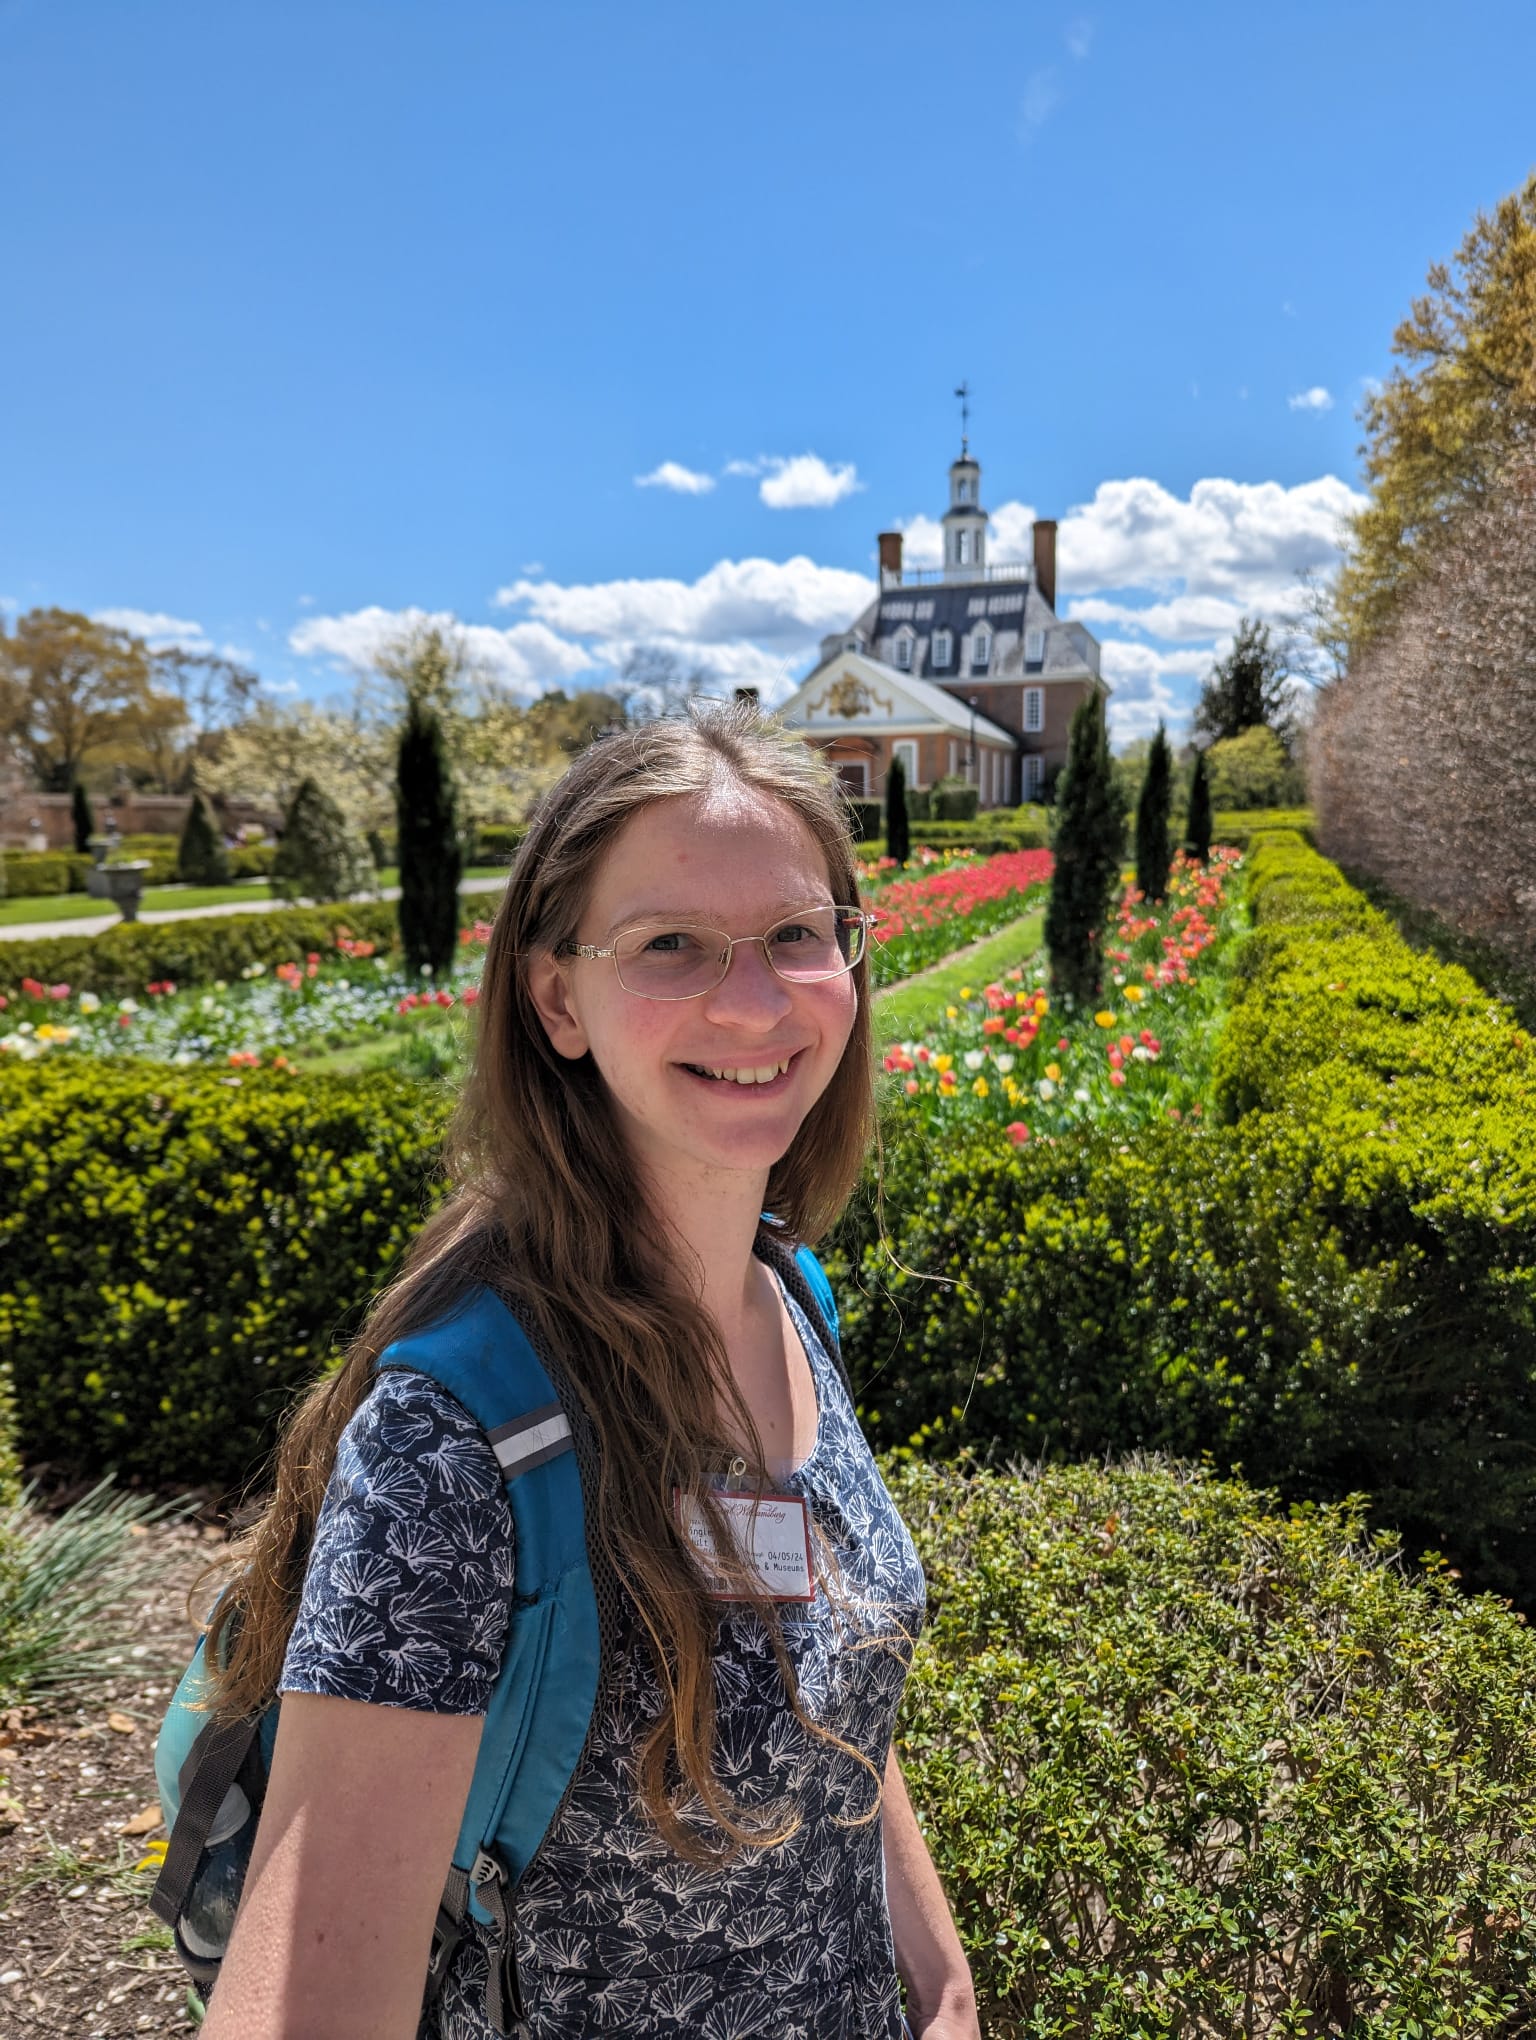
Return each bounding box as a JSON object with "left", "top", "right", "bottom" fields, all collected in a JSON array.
[{"left": 559, "top": 905, "right": 877, "bottom": 1001}]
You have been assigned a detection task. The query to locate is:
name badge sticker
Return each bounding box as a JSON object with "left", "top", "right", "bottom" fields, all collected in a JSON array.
[{"left": 674, "top": 1487, "right": 816, "bottom": 1603}]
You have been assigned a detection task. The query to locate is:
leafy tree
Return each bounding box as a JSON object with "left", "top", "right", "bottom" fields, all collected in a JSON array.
[
  {"left": 1045, "top": 693, "right": 1124, "bottom": 1006},
  {"left": 141, "top": 648, "right": 261, "bottom": 794},
  {"left": 71, "top": 781, "right": 95, "bottom": 854},
  {"left": 396, "top": 691, "right": 462, "bottom": 977},
  {"left": 201, "top": 699, "right": 394, "bottom": 834},
  {"left": 885, "top": 752, "right": 911, "bottom": 866},
  {"left": 1337, "top": 172, "right": 1536, "bottom": 654},
  {"left": 1192, "top": 618, "right": 1297, "bottom": 750},
  {"left": 1134, "top": 724, "right": 1173, "bottom": 903},
  {"left": 1185, "top": 747, "right": 1213, "bottom": 864},
  {"left": 271, "top": 777, "right": 368, "bottom": 904},
  {"left": 0, "top": 609, "right": 177, "bottom": 791},
  {"left": 176, "top": 790, "right": 230, "bottom": 885},
  {"left": 614, "top": 645, "right": 710, "bottom": 722},
  {"left": 1205, "top": 726, "right": 1306, "bottom": 811}
]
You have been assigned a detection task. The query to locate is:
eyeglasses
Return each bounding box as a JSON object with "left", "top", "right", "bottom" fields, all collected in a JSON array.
[{"left": 560, "top": 904, "right": 874, "bottom": 1001}]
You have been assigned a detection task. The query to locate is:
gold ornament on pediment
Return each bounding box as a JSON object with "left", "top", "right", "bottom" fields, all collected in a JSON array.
[{"left": 813, "top": 671, "right": 894, "bottom": 720}]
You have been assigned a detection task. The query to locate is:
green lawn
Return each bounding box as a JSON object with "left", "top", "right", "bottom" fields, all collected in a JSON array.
[
  {"left": 873, "top": 906, "right": 1045, "bottom": 1043},
  {"left": 0, "top": 867, "right": 507, "bottom": 928}
]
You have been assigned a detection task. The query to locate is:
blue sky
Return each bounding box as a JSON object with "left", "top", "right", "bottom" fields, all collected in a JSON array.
[{"left": 3, "top": 0, "right": 1533, "bottom": 742}]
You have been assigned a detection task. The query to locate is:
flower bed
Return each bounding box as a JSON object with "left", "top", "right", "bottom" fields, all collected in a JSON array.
[
  {"left": 867, "top": 848, "right": 1054, "bottom": 983},
  {"left": 880, "top": 850, "right": 1242, "bottom": 1143},
  {"left": 0, "top": 924, "right": 494, "bottom": 1069}
]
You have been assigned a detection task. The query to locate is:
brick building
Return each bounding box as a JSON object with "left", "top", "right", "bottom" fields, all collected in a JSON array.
[{"left": 780, "top": 440, "right": 1108, "bottom": 806}]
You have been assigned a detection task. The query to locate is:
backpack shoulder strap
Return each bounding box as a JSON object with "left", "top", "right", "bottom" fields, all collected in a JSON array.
[{"left": 755, "top": 1225, "right": 853, "bottom": 1401}]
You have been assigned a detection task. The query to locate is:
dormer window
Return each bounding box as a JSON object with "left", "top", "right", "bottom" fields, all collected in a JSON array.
[
  {"left": 1025, "top": 628, "right": 1045, "bottom": 665},
  {"left": 971, "top": 624, "right": 992, "bottom": 674},
  {"left": 931, "top": 628, "right": 952, "bottom": 670},
  {"left": 892, "top": 628, "right": 914, "bottom": 670}
]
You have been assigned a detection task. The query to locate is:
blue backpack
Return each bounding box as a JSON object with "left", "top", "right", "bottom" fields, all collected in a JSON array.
[{"left": 151, "top": 1236, "right": 844, "bottom": 2037}]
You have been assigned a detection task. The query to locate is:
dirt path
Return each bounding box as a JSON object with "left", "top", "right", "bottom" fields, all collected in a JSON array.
[{"left": 0, "top": 1515, "right": 222, "bottom": 2037}]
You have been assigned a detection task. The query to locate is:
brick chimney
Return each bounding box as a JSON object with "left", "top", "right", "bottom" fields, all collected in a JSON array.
[
  {"left": 1032, "top": 519, "right": 1058, "bottom": 611},
  {"left": 877, "top": 530, "right": 904, "bottom": 587}
]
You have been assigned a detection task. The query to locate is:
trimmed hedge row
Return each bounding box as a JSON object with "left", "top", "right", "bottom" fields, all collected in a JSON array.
[
  {"left": 831, "top": 829, "right": 1536, "bottom": 1603},
  {"left": 0, "top": 894, "right": 503, "bottom": 997},
  {"left": 898, "top": 1455, "right": 1536, "bottom": 2034},
  {"left": 0, "top": 1065, "right": 450, "bottom": 1490}
]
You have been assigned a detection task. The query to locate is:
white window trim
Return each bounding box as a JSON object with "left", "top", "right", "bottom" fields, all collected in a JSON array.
[
  {"left": 839, "top": 759, "right": 870, "bottom": 796},
  {"left": 971, "top": 626, "right": 992, "bottom": 673},
  {"left": 892, "top": 627, "right": 914, "bottom": 670},
  {"left": 1025, "top": 628, "right": 1045, "bottom": 664},
  {"left": 1025, "top": 686, "right": 1044, "bottom": 733},
  {"left": 1022, "top": 753, "right": 1043, "bottom": 799},
  {"left": 890, "top": 739, "right": 919, "bottom": 788},
  {"left": 948, "top": 739, "right": 959, "bottom": 777},
  {"left": 931, "top": 628, "right": 952, "bottom": 670}
]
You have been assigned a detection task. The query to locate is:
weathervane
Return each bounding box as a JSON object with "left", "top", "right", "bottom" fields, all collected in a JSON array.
[{"left": 954, "top": 380, "right": 971, "bottom": 456}]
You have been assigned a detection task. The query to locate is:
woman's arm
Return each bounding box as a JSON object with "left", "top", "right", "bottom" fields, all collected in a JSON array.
[
  {"left": 201, "top": 1693, "right": 483, "bottom": 2040},
  {"left": 882, "top": 1746, "right": 981, "bottom": 2040}
]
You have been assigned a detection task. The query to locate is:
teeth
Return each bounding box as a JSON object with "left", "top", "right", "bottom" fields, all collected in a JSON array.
[{"left": 691, "top": 1059, "right": 791, "bottom": 1084}]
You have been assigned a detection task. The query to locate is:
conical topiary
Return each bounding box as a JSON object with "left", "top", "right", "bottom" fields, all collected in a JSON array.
[
  {"left": 396, "top": 691, "right": 462, "bottom": 978},
  {"left": 1045, "top": 692, "right": 1125, "bottom": 1009},
  {"left": 1185, "top": 746, "right": 1213, "bottom": 865},
  {"left": 1134, "top": 724, "right": 1173, "bottom": 904},
  {"left": 272, "top": 777, "right": 368, "bottom": 904},
  {"left": 176, "top": 790, "right": 230, "bottom": 886},
  {"left": 71, "top": 781, "right": 95, "bottom": 855},
  {"left": 885, "top": 752, "right": 911, "bottom": 868}
]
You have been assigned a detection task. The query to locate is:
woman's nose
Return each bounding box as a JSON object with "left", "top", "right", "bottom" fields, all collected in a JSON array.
[{"left": 704, "top": 937, "right": 794, "bottom": 1019}]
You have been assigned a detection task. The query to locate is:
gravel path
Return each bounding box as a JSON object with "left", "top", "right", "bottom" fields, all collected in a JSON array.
[{"left": 0, "top": 1514, "right": 224, "bottom": 2037}]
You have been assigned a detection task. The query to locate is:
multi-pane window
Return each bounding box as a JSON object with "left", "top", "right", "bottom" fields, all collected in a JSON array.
[
  {"left": 893, "top": 629, "right": 913, "bottom": 669},
  {"left": 971, "top": 625, "right": 991, "bottom": 673},
  {"left": 931, "top": 628, "right": 952, "bottom": 669},
  {"left": 1025, "top": 628, "right": 1045, "bottom": 664},
  {"left": 1025, "top": 686, "right": 1044, "bottom": 732}
]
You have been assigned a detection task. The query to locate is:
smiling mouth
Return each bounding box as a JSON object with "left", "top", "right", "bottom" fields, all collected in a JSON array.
[{"left": 681, "top": 1052, "right": 799, "bottom": 1087}]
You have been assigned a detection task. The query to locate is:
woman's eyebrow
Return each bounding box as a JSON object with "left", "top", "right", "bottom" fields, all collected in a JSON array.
[{"left": 603, "top": 896, "right": 835, "bottom": 935}]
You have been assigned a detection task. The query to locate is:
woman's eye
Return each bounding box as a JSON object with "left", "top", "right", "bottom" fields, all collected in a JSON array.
[
  {"left": 773, "top": 924, "right": 816, "bottom": 945},
  {"left": 643, "top": 930, "right": 703, "bottom": 954}
]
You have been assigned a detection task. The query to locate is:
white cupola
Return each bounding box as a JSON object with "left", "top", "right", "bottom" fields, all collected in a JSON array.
[{"left": 942, "top": 450, "right": 987, "bottom": 582}]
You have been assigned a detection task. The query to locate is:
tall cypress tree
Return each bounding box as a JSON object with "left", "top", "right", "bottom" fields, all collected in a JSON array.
[
  {"left": 176, "top": 790, "right": 230, "bottom": 885},
  {"left": 1046, "top": 693, "right": 1125, "bottom": 1008},
  {"left": 396, "top": 691, "right": 462, "bottom": 977},
  {"left": 71, "top": 781, "right": 95, "bottom": 854},
  {"left": 1134, "top": 723, "right": 1173, "bottom": 903},
  {"left": 885, "top": 752, "right": 911, "bottom": 867},
  {"left": 1185, "top": 746, "right": 1213, "bottom": 865}
]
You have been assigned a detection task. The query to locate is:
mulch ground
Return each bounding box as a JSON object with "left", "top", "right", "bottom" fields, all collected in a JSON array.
[{"left": 0, "top": 1510, "right": 225, "bottom": 2037}]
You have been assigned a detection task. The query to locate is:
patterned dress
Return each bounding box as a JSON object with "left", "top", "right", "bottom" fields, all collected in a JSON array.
[{"left": 280, "top": 1275, "right": 927, "bottom": 2039}]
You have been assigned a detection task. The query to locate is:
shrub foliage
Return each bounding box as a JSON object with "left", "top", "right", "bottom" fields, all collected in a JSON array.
[
  {"left": 897, "top": 1455, "right": 1536, "bottom": 2035},
  {"left": 0, "top": 1065, "right": 450, "bottom": 1490},
  {"left": 834, "top": 831, "right": 1536, "bottom": 1604}
]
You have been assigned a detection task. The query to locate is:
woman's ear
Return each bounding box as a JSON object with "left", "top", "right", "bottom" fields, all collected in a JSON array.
[{"left": 525, "top": 951, "right": 591, "bottom": 1061}]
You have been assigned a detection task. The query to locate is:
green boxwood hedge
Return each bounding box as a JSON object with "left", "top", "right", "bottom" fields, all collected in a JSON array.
[
  {"left": 0, "top": 1064, "right": 451, "bottom": 1491},
  {"left": 832, "top": 830, "right": 1536, "bottom": 1604},
  {"left": 898, "top": 1455, "right": 1536, "bottom": 2035},
  {"left": 0, "top": 899, "right": 425, "bottom": 997}
]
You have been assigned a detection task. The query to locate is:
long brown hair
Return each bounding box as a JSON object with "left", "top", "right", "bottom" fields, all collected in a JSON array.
[{"left": 201, "top": 701, "right": 880, "bottom": 1854}]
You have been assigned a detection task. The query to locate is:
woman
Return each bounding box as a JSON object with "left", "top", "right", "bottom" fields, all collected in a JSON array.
[{"left": 199, "top": 704, "right": 980, "bottom": 2039}]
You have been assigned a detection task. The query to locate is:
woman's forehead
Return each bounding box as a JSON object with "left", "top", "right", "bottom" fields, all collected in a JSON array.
[{"left": 590, "top": 789, "right": 833, "bottom": 924}]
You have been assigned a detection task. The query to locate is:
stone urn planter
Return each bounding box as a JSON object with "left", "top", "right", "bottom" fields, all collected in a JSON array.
[{"left": 85, "top": 840, "right": 151, "bottom": 923}]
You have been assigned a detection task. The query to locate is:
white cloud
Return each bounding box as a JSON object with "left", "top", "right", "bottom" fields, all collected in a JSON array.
[
  {"left": 724, "top": 459, "right": 764, "bottom": 478},
  {"left": 1099, "top": 644, "right": 1212, "bottom": 746},
  {"left": 635, "top": 461, "right": 716, "bottom": 495},
  {"left": 496, "top": 556, "right": 874, "bottom": 651},
  {"left": 1068, "top": 593, "right": 1248, "bottom": 641},
  {"left": 289, "top": 605, "right": 594, "bottom": 700},
  {"left": 94, "top": 607, "right": 211, "bottom": 651},
  {"left": 1288, "top": 385, "right": 1334, "bottom": 413},
  {"left": 1065, "top": 16, "right": 1094, "bottom": 59},
  {"left": 757, "top": 455, "right": 862, "bottom": 510},
  {"left": 1019, "top": 67, "right": 1060, "bottom": 133}
]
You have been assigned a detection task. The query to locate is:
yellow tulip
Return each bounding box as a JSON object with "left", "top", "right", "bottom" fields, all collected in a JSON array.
[
  {"left": 945, "top": 1005, "right": 959, "bottom": 1019},
  {"left": 1125, "top": 985, "right": 1145, "bottom": 1003},
  {"left": 972, "top": 1076, "right": 989, "bottom": 1098},
  {"left": 934, "top": 1053, "right": 954, "bottom": 1073},
  {"left": 1095, "top": 1011, "right": 1116, "bottom": 1028},
  {"left": 1045, "top": 1061, "right": 1062, "bottom": 1082}
]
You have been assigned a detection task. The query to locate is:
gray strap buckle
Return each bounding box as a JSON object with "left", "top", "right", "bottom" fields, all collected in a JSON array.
[{"left": 471, "top": 1848, "right": 527, "bottom": 2037}]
